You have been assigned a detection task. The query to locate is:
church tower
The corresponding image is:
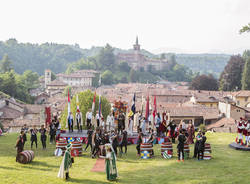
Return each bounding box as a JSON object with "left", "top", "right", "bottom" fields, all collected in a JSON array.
[
  {"left": 133, "top": 36, "right": 140, "bottom": 51},
  {"left": 44, "top": 69, "right": 51, "bottom": 88}
]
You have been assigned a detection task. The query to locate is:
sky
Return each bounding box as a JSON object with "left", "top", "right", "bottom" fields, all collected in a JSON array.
[{"left": 0, "top": 0, "right": 250, "bottom": 54}]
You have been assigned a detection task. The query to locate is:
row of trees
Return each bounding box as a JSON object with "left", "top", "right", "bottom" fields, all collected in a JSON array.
[{"left": 0, "top": 54, "right": 39, "bottom": 103}]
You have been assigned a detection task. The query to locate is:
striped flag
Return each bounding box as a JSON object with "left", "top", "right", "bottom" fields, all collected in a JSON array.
[
  {"left": 68, "top": 89, "right": 71, "bottom": 115},
  {"left": 98, "top": 94, "right": 102, "bottom": 117},
  {"left": 128, "top": 93, "right": 136, "bottom": 119},
  {"left": 153, "top": 96, "right": 157, "bottom": 118},
  {"left": 92, "top": 91, "right": 96, "bottom": 113},
  {"left": 76, "top": 94, "right": 80, "bottom": 112},
  {"left": 145, "top": 95, "right": 149, "bottom": 121}
]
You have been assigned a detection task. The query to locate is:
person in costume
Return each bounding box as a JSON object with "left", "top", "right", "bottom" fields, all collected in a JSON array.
[
  {"left": 136, "top": 132, "right": 143, "bottom": 156},
  {"left": 30, "top": 125, "right": 38, "bottom": 149},
  {"left": 140, "top": 117, "right": 147, "bottom": 136},
  {"left": 102, "top": 144, "right": 118, "bottom": 181},
  {"left": 243, "top": 119, "right": 248, "bottom": 145},
  {"left": 193, "top": 130, "right": 202, "bottom": 158},
  {"left": 39, "top": 125, "right": 47, "bottom": 149},
  {"left": 86, "top": 109, "right": 92, "bottom": 129},
  {"left": 236, "top": 118, "right": 244, "bottom": 144},
  {"left": 118, "top": 112, "right": 125, "bottom": 135},
  {"left": 75, "top": 110, "right": 83, "bottom": 132},
  {"left": 177, "top": 130, "right": 186, "bottom": 162},
  {"left": 67, "top": 112, "right": 74, "bottom": 132},
  {"left": 119, "top": 128, "right": 128, "bottom": 154},
  {"left": 15, "top": 130, "right": 24, "bottom": 162},
  {"left": 155, "top": 113, "right": 161, "bottom": 137},
  {"left": 49, "top": 121, "right": 56, "bottom": 144},
  {"left": 84, "top": 127, "right": 93, "bottom": 152},
  {"left": 197, "top": 132, "right": 206, "bottom": 160},
  {"left": 246, "top": 121, "right": 250, "bottom": 147},
  {"left": 92, "top": 127, "right": 102, "bottom": 158},
  {"left": 147, "top": 129, "right": 155, "bottom": 156},
  {"left": 107, "top": 112, "right": 114, "bottom": 131},
  {"left": 96, "top": 111, "right": 100, "bottom": 127},
  {"left": 110, "top": 129, "right": 119, "bottom": 155},
  {"left": 167, "top": 121, "right": 177, "bottom": 143},
  {"left": 21, "top": 124, "right": 28, "bottom": 146},
  {"left": 187, "top": 121, "right": 195, "bottom": 144},
  {"left": 58, "top": 144, "right": 73, "bottom": 180}
]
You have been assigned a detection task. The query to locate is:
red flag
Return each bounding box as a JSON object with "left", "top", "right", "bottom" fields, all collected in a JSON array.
[
  {"left": 68, "top": 89, "right": 70, "bottom": 102},
  {"left": 145, "top": 95, "right": 149, "bottom": 121},
  {"left": 153, "top": 96, "right": 157, "bottom": 118},
  {"left": 67, "top": 89, "right": 71, "bottom": 115}
]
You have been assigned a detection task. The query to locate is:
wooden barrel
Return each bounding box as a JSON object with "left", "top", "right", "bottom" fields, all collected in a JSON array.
[
  {"left": 161, "top": 142, "right": 173, "bottom": 155},
  {"left": 56, "top": 140, "right": 67, "bottom": 154},
  {"left": 17, "top": 150, "right": 34, "bottom": 164},
  {"left": 71, "top": 141, "right": 82, "bottom": 156},
  {"left": 184, "top": 143, "right": 190, "bottom": 159},
  {"left": 140, "top": 143, "right": 153, "bottom": 156}
]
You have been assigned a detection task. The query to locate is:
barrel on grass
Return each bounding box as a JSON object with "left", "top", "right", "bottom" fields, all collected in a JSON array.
[
  {"left": 17, "top": 150, "right": 34, "bottom": 164},
  {"left": 140, "top": 143, "right": 153, "bottom": 156},
  {"left": 56, "top": 140, "right": 67, "bottom": 154},
  {"left": 161, "top": 142, "right": 173, "bottom": 156},
  {"left": 204, "top": 143, "right": 212, "bottom": 160},
  {"left": 71, "top": 141, "right": 83, "bottom": 156},
  {"left": 184, "top": 143, "right": 190, "bottom": 159}
]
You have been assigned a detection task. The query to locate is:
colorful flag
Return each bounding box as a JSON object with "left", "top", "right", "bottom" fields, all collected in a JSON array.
[
  {"left": 145, "top": 95, "right": 149, "bottom": 121},
  {"left": 92, "top": 91, "right": 96, "bottom": 113},
  {"left": 153, "top": 96, "right": 157, "bottom": 118},
  {"left": 68, "top": 89, "right": 71, "bottom": 116},
  {"left": 98, "top": 94, "right": 102, "bottom": 117},
  {"left": 128, "top": 93, "right": 136, "bottom": 119},
  {"left": 76, "top": 94, "right": 80, "bottom": 112}
]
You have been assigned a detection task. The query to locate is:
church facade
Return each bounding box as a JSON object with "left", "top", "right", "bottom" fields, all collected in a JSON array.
[{"left": 117, "top": 37, "right": 168, "bottom": 71}]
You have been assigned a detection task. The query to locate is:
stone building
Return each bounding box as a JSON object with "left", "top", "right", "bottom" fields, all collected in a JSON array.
[{"left": 117, "top": 37, "right": 169, "bottom": 71}]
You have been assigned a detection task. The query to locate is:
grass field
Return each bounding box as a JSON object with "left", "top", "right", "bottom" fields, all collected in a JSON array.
[{"left": 0, "top": 132, "right": 250, "bottom": 184}]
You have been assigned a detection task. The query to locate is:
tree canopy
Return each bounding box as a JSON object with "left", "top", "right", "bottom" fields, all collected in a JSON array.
[{"left": 190, "top": 74, "right": 218, "bottom": 91}]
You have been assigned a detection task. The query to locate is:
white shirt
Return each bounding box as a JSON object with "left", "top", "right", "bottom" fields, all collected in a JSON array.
[
  {"left": 107, "top": 115, "right": 114, "bottom": 126},
  {"left": 86, "top": 112, "right": 92, "bottom": 120},
  {"left": 148, "top": 114, "right": 153, "bottom": 122},
  {"left": 96, "top": 114, "right": 100, "bottom": 120}
]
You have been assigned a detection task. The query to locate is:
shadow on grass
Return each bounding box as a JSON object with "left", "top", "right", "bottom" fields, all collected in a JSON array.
[{"left": 0, "top": 165, "right": 20, "bottom": 171}]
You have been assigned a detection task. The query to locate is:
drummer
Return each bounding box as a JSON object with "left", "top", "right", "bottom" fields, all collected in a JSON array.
[{"left": 15, "top": 130, "right": 25, "bottom": 162}]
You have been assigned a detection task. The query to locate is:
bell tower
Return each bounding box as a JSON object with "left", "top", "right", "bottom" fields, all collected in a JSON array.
[
  {"left": 44, "top": 69, "right": 51, "bottom": 88},
  {"left": 133, "top": 36, "right": 140, "bottom": 51}
]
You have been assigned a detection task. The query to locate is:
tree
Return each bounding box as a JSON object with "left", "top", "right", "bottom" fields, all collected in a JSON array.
[
  {"left": 61, "top": 90, "right": 111, "bottom": 129},
  {"left": 101, "top": 70, "right": 114, "bottom": 85},
  {"left": 97, "top": 44, "right": 115, "bottom": 70},
  {"left": 219, "top": 55, "right": 245, "bottom": 91},
  {"left": 22, "top": 70, "right": 39, "bottom": 89},
  {"left": 118, "top": 62, "right": 131, "bottom": 73},
  {"left": 0, "top": 54, "right": 12, "bottom": 73},
  {"left": 129, "top": 69, "right": 138, "bottom": 83},
  {"left": 240, "top": 23, "right": 250, "bottom": 34},
  {"left": 190, "top": 74, "right": 218, "bottom": 91},
  {"left": 241, "top": 57, "right": 250, "bottom": 90}
]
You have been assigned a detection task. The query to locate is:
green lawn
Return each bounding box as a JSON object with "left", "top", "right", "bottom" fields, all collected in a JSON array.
[{"left": 0, "top": 132, "right": 250, "bottom": 184}]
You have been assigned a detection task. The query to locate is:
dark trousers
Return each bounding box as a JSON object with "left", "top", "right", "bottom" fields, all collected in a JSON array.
[
  {"left": 50, "top": 134, "right": 55, "bottom": 143},
  {"left": 87, "top": 119, "right": 91, "bottom": 129},
  {"left": 97, "top": 119, "right": 100, "bottom": 127},
  {"left": 193, "top": 141, "right": 199, "bottom": 158},
  {"left": 85, "top": 140, "right": 92, "bottom": 151},
  {"left": 92, "top": 143, "right": 100, "bottom": 157},
  {"left": 16, "top": 147, "right": 23, "bottom": 162},
  {"left": 198, "top": 150, "right": 204, "bottom": 160},
  {"left": 77, "top": 122, "right": 80, "bottom": 131},
  {"left": 118, "top": 124, "right": 122, "bottom": 135},
  {"left": 178, "top": 148, "right": 184, "bottom": 160},
  {"left": 68, "top": 122, "right": 71, "bottom": 132},
  {"left": 31, "top": 137, "right": 37, "bottom": 148},
  {"left": 71, "top": 123, "right": 73, "bottom": 132},
  {"left": 41, "top": 135, "right": 47, "bottom": 149},
  {"left": 156, "top": 127, "right": 160, "bottom": 136},
  {"left": 112, "top": 143, "right": 118, "bottom": 155},
  {"left": 120, "top": 142, "right": 127, "bottom": 153},
  {"left": 136, "top": 144, "right": 140, "bottom": 154}
]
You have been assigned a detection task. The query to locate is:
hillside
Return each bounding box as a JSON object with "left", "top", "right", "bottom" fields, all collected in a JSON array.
[{"left": 0, "top": 39, "right": 230, "bottom": 77}]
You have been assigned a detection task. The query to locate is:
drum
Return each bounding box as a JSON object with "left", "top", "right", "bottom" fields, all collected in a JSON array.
[
  {"left": 140, "top": 143, "right": 153, "bottom": 156},
  {"left": 161, "top": 142, "right": 173, "bottom": 156},
  {"left": 17, "top": 150, "right": 35, "bottom": 164},
  {"left": 205, "top": 143, "right": 212, "bottom": 153},
  {"left": 71, "top": 141, "right": 82, "bottom": 156},
  {"left": 141, "top": 151, "right": 150, "bottom": 159},
  {"left": 204, "top": 143, "right": 212, "bottom": 160},
  {"left": 184, "top": 143, "right": 190, "bottom": 159},
  {"left": 56, "top": 140, "right": 67, "bottom": 154}
]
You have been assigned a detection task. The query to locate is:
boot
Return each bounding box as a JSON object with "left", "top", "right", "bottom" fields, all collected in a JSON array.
[{"left": 65, "top": 172, "right": 69, "bottom": 180}]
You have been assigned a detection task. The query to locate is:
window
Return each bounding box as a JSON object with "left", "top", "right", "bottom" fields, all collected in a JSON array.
[{"left": 245, "top": 97, "right": 248, "bottom": 102}]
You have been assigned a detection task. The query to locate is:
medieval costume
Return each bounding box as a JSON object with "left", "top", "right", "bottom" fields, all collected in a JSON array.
[
  {"left": 177, "top": 131, "right": 186, "bottom": 161},
  {"left": 30, "top": 128, "right": 38, "bottom": 149},
  {"left": 39, "top": 126, "right": 47, "bottom": 149},
  {"left": 247, "top": 121, "right": 250, "bottom": 147},
  {"left": 136, "top": 132, "right": 143, "bottom": 155},
  {"left": 67, "top": 113, "right": 74, "bottom": 132},
  {"left": 110, "top": 130, "right": 119, "bottom": 156},
  {"left": 197, "top": 132, "right": 206, "bottom": 160},
  {"left": 236, "top": 118, "right": 244, "bottom": 144},
  {"left": 85, "top": 128, "right": 93, "bottom": 152},
  {"left": 147, "top": 130, "right": 154, "bottom": 156},
  {"left": 96, "top": 112, "right": 100, "bottom": 127},
  {"left": 58, "top": 144, "right": 73, "bottom": 180},
  {"left": 49, "top": 122, "right": 56, "bottom": 144},
  {"left": 187, "top": 123, "right": 195, "bottom": 144},
  {"left": 21, "top": 125, "right": 28, "bottom": 146},
  {"left": 92, "top": 128, "right": 102, "bottom": 158},
  {"left": 167, "top": 121, "right": 177, "bottom": 143},
  {"left": 15, "top": 131, "right": 24, "bottom": 162},
  {"left": 104, "top": 144, "right": 118, "bottom": 181},
  {"left": 193, "top": 131, "right": 202, "bottom": 158},
  {"left": 155, "top": 113, "right": 161, "bottom": 137},
  {"left": 118, "top": 113, "right": 125, "bottom": 135},
  {"left": 119, "top": 130, "right": 128, "bottom": 154},
  {"left": 75, "top": 111, "right": 83, "bottom": 132},
  {"left": 140, "top": 118, "right": 147, "bottom": 136},
  {"left": 107, "top": 113, "right": 114, "bottom": 131},
  {"left": 243, "top": 120, "right": 248, "bottom": 145},
  {"left": 159, "top": 112, "right": 167, "bottom": 136},
  {"left": 86, "top": 111, "right": 92, "bottom": 129}
]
